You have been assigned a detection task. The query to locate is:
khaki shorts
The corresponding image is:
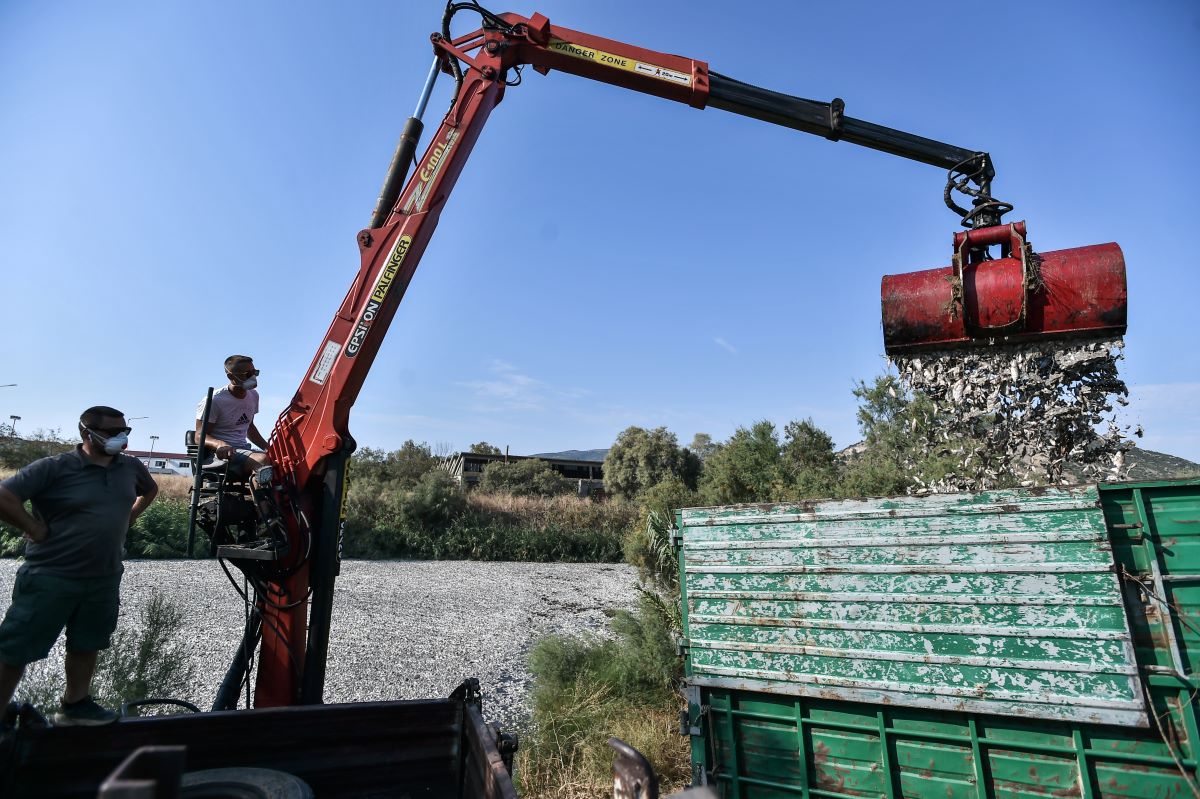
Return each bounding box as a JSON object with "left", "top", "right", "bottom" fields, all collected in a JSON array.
[{"left": 0, "top": 571, "right": 121, "bottom": 666}]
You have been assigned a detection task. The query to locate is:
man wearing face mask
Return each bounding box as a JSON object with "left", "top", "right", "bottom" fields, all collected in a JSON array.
[
  {"left": 0, "top": 406, "right": 158, "bottom": 726},
  {"left": 195, "top": 355, "right": 270, "bottom": 476}
]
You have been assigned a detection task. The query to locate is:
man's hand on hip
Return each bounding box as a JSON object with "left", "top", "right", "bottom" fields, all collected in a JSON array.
[{"left": 24, "top": 520, "right": 48, "bottom": 543}]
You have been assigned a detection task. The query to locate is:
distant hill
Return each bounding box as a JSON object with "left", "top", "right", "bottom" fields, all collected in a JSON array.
[
  {"left": 836, "top": 441, "right": 1200, "bottom": 482},
  {"left": 532, "top": 448, "right": 609, "bottom": 462},
  {"left": 1122, "top": 447, "right": 1200, "bottom": 480}
]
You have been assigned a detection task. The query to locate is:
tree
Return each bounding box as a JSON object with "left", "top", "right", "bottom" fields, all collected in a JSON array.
[
  {"left": 469, "top": 441, "right": 502, "bottom": 456},
  {"left": 603, "top": 426, "right": 699, "bottom": 499},
  {"left": 854, "top": 375, "right": 921, "bottom": 458},
  {"left": 781, "top": 418, "right": 839, "bottom": 499},
  {"left": 699, "top": 421, "right": 784, "bottom": 505},
  {"left": 351, "top": 440, "right": 439, "bottom": 491},
  {"left": 688, "top": 433, "right": 717, "bottom": 463},
  {"left": 838, "top": 374, "right": 964, "bottom": 497},
  {"left": 478, "top": 458, "right": 572, "bottom": 498},
  {"left": 782, "top": 419, "right": 835, "bottom": 473},
  {"left": 0, "top": 428, "right": 73, "bottom": 470},
  {"left": 400, "top": 471, "right": 467, "bottom": 530}
]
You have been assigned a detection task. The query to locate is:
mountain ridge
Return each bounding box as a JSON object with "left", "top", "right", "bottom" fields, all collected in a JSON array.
[{"left": 533, "top": 445, "right": 1200, "bottom": 480}]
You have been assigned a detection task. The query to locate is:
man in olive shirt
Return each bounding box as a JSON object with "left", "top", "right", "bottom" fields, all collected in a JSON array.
[{"left": 0, "top": 406, "right": 157, "bottom": 726}]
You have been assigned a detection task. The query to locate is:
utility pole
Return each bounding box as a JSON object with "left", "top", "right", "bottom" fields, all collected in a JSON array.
[
  {"left": 8, "top": 415, "right": 20, "bottom": 437},
  {"left": 149, "top": 434, "right": 159, "bottom": 467},
  {"left": 1, "top": 385, "right": 15, "bottom": 438}
]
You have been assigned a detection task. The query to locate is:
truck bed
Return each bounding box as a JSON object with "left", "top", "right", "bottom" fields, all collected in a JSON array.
[{"left": 0, "top": 697, "right": 516, "bottom": 798}]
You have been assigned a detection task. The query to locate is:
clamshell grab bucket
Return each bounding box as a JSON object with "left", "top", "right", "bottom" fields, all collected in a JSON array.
[{"left": 881, "top": 221, "right": 1127, "bottom": 355}]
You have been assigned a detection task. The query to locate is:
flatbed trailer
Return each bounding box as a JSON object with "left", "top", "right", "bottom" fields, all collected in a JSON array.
[{"left": 0, "top": 688, "right": 517, "bottom": 798}]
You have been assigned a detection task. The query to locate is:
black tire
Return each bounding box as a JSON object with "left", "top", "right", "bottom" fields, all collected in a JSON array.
[{"left": 181, "top": 767, "right": 314, "bottom": 799}]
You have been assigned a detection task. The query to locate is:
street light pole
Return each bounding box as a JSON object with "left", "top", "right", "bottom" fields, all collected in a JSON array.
[
  {"left": 8, "top": 415, "right": 20, "bottom": 437},
  {"left": 2, "top": 386, "right": 16, "bottom": 438},
  {"left": 149, "top": 435, "right": 159, "bottom": 467}
]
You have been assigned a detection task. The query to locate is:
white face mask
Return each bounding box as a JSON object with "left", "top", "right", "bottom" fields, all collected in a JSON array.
[
  {"left": 229, "top": 372, "right": 258, "bottom": 391},
  {"left": 82, "top": 425, "right": 128, "bottom": 455},
  {"left": 98, "top": 432, "right": 129, "bottom": 454}
]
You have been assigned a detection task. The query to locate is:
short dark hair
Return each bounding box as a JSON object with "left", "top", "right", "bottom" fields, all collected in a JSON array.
[
  {"left": 80, "top": 406, "right": 124, "bottom": 427},
  {"left": 224, "top": 354, "right": 254, "bottom": 372}
]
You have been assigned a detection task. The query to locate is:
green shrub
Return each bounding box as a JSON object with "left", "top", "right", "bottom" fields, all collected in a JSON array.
[
  {"left": 400, "top": 471, "right": 466, "bottom": 530},
  {"left": 518, "top": 595, "right": 688, "bottom": 795},
  {"left": 527, "top": 632, "right": 617, "bottom": 695},
  {"left": 477, "top": 459, "right": 572, "bottom": 498},
  {"left": 0, "top": 529, "right": 25, "bottom": 558},
  {"left": 623, "top": 477, "right": 695, "bottom": 599},
  {"left": 0, "top": 430, "right": 74, "bottom": 471},
  {"left": 14, "top": 589, "right": 196, "bottom": 717},
  {"left": 11, "top": 659, "right": 61, "bottom": 713},
  {"left": 95, "top": 591, "right": 197, "bottom": 714},
  {"left": 125, "top": 499, "right": 193, "bottom": 558},
  {"left": 342, "top": 489, "right": 409, "bottom": 559},
  {"left": 343, "top": 489, "right": 633, "bottom": 562}
]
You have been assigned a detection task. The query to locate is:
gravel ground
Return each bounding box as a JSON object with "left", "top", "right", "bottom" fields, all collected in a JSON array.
[{"left": 0, "top": 559, "right": 639, "bottom": 730}]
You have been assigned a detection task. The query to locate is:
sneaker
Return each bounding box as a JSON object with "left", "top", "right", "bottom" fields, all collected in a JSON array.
[{"left": 53, "top": 695, "right": 118, "bottom": 727}]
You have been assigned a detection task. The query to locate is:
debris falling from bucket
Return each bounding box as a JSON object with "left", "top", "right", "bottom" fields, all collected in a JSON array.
[{"left": 891, "top": 337, "right": 1136, "bottom": 493}]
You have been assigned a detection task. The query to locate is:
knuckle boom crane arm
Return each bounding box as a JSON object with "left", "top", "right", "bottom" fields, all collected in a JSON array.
[{"left": 242, "top": 3, "right": 1125, "bottom": 707}]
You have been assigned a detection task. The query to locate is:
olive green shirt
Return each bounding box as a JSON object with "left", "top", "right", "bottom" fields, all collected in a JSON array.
[{"left": 2, "top": 446, "right": 156, "bottom": 578}]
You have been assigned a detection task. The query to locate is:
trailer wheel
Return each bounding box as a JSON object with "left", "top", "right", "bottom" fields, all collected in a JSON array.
[{"left": 181, "top": 767, "right": 314, "bottom": 798}]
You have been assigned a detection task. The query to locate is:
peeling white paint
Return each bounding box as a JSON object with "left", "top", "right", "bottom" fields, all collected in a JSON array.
[{"left": 679, "top": 487, "right": 1147, "bottom": 727}]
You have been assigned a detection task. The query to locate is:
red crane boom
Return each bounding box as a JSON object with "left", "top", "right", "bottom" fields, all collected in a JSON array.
[{"left": 237, "top": 7, "right": 1125, "bottom": 707}]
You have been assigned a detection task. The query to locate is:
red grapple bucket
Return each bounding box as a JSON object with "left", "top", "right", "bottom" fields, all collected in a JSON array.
[{"left": 880, "top": 221, "right": 1127, "bottom": 354}]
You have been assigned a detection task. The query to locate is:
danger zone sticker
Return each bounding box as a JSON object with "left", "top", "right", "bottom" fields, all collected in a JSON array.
[{"left": 548, "top": 38, "right": 691, "bottom": 87}]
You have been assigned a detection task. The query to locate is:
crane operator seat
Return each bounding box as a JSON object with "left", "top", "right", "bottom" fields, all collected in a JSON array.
[{"left": 183, "top": 429, "right": 286, "bottom": 561}]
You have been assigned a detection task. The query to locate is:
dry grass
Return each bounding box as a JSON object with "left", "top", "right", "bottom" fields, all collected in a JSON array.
[
  {"left": 467, "top": 492, "right": 638, "bottom": 531},
  {"left": 152, "top": 473, "right": 193, "bottom": 503},
  {"left": 517, "top": 683, "right": 690, "bottom": 798}
]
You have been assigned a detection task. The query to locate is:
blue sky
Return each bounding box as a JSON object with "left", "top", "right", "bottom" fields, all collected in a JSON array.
[{"left": 2, "top": 1, "right": 1198, "bottom": 462}]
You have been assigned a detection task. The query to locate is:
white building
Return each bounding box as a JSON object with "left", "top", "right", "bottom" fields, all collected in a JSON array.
[{"left": 127, "top": 449, "right": 192, "bottom": 476}]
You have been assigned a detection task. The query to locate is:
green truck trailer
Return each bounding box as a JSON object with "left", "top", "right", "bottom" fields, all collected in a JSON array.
[{"left": 675, "top": 478, "right": 1200, "bottom": 798}]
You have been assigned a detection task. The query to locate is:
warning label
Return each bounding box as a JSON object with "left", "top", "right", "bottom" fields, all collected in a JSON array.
[
  {"left": 310, "top": 340, "right": 341, "bottom": 385},
  {"left": 548, "top": 38, "right": 691, "bottom": 87}
]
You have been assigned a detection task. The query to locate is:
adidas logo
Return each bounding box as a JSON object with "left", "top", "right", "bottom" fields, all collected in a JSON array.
[{"left": 237, "top": 414, "right": 250, "bottom": 424}]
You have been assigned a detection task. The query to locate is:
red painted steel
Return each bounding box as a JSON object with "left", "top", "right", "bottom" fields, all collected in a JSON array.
[{"left": 881, "top": 221, "right": 1127, "bottom": 353}]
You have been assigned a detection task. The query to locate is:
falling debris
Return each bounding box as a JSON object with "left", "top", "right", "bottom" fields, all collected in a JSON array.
[{"left": 892, "top": 338, "right": 1133, "bottom": 493}]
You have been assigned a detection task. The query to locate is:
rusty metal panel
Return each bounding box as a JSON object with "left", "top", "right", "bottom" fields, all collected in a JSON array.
[{"left": 678, "top": 487, "right": 1148, "bottom": 727}]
